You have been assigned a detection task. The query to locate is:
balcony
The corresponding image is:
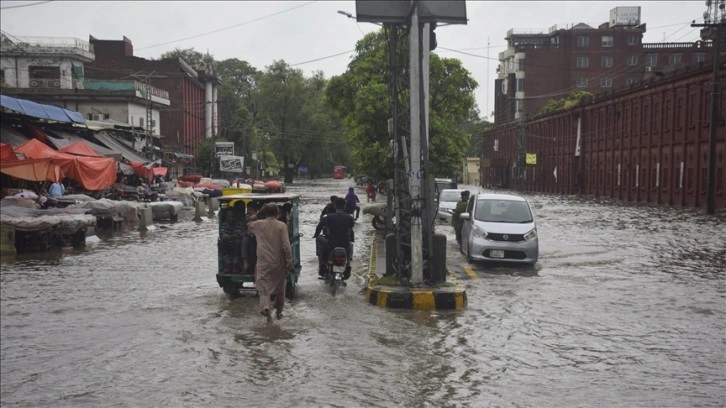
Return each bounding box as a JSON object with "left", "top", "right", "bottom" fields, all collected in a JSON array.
[
  {"left": 0, "top": 36, "right": 94, "bottom": 62},
  {"left": 29, "top": 78, "right": 61, "bottom": 88},
  {"left": 642, "top": 42, "right": 711, "bottom": 49}
]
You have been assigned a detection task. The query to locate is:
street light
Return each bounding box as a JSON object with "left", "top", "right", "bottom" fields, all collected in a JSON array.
[{"left": 337, "top": 10, "right": 355, "bottom": 19}]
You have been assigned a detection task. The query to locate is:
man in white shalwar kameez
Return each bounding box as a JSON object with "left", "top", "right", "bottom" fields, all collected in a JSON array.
[{"left": 249, "top": 203, "right": 293, "bottom": 323}]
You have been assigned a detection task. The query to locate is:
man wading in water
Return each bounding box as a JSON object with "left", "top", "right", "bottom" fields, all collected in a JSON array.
[{"left": 249, "top": 203, "right": 293, "bottom": 323}]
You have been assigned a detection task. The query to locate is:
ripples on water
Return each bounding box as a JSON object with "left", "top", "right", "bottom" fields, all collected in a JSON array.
[{"left": 1, "top": 182, "right": 724, "bottom": 407}]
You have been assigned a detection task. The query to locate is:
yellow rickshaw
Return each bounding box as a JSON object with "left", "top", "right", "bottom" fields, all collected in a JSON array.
[{"left": 216, "top": 193, "right": 302, "bottom": 299}]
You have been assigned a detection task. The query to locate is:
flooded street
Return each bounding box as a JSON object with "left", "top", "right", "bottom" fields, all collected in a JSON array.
[{"left": 1, "top": 178, "right": 724, "bottom": 407}]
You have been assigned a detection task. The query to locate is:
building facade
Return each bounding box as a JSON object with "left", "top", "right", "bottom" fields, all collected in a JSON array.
[
  {"left": 482, "top": 65, "right": 725, "bottom": 210},
  {"left": 85, "top": 36, "right": 218, "bottom": 161},
  {"left": 495, "top": 7, "right": 712, "bottom": 124}
]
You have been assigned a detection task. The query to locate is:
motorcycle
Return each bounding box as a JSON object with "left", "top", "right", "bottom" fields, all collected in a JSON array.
[{"left": 322, "top": 246, "right": 350, "bottom": 296}]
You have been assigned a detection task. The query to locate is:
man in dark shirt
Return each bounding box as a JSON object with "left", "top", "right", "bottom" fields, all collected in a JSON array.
[
  {"left": 320, "top": 195, "right": 338, "bottom": 220},
  {"left": 313, "top": 197, "right": 355, "bottom": 280}
]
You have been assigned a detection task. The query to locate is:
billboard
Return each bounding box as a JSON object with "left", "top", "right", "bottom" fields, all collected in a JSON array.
[
  {"left": 219, "top": 155, "right": 244, "bottom": 173},
  {"left": 355, "top": 0, "right": 466, "bottom": 24},
  {"left": 215, "top": 142, "right": 234, "bottom": 157}
]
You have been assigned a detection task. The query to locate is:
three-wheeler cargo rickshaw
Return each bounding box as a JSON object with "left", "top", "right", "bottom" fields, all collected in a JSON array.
[{"left": 216, "top": 193, "right": 302, "bottom": 299}]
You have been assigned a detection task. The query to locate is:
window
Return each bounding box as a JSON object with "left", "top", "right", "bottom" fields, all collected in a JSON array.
[
  {"left": 627, "top": 35, "right": 639, "bottom": 45},
  {"left": 28, "top": 66, "right": 61, "bottom": 88},
  {"left": 576, "top": 77, "right": 588, "bottom": 88},
  {"left": 0, "top": 69, "right": 4, "bottom": 86},
  {"left": 139, "top": 118, "right": 144, "bottom": 127},
  {"left": 626, "top": 55, "right": 638, "bottom": 66},
  {"left": 600, "top": 76, "right": 612, "bottom": 87},
  {"left": 626, "top": 78, "right": 638, "bottom": 86},
  {"left": 693, "top": 53, "right": 706, "bottom": 63},
  {"left": 576, "top": 35, "right": 589, "bottom": 47},
  {"left": 601, "top": 56, "right": 614, "bottom": 68},
  {"left": 669, "top": 54, "right": 683, "bottom": 65},
  {"left": 516, "top": 78, "right": 525, "bottom": 92},
  {"left": 645, "top": 54, "right": 658, "bottom": 67},
  {"left": 517, "top": 58, "right": 525, "bottom": 71},
  {"left": 601, "top": 36, "right": 614, "bottom": 47},
  {"left": 576, "top": 56, "right": 589, "bottom": 68},
  {"left": 515, "top": 99, "right": 524, "bottom": 114}
]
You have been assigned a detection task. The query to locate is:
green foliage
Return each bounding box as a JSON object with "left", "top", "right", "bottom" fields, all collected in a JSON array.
[
  {"left": 326, "top": 28, "right": 479, "bottom": 180},
  {"left": 538, "top": 90, "right": 594, "bottom": 115},
  {"left": 159, "top": 48, "right": 206, "bottom": 69}
]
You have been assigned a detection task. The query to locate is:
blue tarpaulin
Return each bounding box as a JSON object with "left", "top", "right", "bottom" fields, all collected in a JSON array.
[{"left": 0, "top": 94, "right": 86, "bottom": 125}]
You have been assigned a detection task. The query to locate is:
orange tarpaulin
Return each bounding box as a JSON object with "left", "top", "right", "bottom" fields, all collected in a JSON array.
[
  {"left": 0, "top": 143, "right": 16, "bottom": 161},
  {"left": 14, "top": 138, "right": 117, "bottom": 191},
  {"left": 58, "top": 141, "right": 101, "bottom": 157},
  {"left": 0, "top": 157, "right": 62, "bottom": 182}
]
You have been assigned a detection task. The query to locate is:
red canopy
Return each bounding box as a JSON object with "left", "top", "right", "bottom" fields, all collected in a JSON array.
[
  {"left": 14, "top": 139, "right": 117, "bottom": 190},
  {"left": 0, "top": 143, "right": 16, "bottom": 161},
  {"left": 59, "top": 141, "right": 101, "bottom": 157},
  {"left": 0, "top": 157, "right": 62, "bottom": 182}
]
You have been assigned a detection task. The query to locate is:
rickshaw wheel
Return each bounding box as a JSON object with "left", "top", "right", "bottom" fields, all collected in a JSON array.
[{"left": 222, "top": 282, "right": 237, "bottom": 295}]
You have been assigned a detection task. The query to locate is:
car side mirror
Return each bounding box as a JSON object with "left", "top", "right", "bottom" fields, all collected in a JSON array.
[{"left": 460, "top": 213, "right": 470, "bottom": 220}]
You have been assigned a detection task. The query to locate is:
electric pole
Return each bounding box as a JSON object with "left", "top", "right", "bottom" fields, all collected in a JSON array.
[{"left": 692, "top": 0, "right": 725, "bottom": 214}]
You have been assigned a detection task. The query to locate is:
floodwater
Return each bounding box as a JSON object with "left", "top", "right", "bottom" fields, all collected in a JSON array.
[{"left": 1, "top": 179, "right": 724, "bottom": 407}]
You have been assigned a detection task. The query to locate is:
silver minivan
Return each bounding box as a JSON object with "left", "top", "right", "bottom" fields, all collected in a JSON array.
[{"left": 460, "top": 193, "right": 538, "bottom": 264}]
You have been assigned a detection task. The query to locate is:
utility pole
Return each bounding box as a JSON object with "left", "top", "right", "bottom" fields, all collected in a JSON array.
[
  {"left": 409, "top": 0, "right": 423, "bottom": 284},
  {"left": 516, "top": 106, "right": 527, "bottom": 192},
  {"left": 692, "top": 0, "right": 725, "bottom": 214}
]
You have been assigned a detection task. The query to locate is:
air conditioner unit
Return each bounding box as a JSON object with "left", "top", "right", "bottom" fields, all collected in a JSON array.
[
  {"left": 645, "top": 66, "right": 653, "bottom": 72},
  {"left": 90, "top": 113, "right": 104, "bottom": 121}
]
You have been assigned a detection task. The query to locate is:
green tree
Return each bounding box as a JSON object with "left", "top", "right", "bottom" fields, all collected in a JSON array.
[
  {"left": 216, "top": 58, "right": 262, "bottom": 158},
  {"left": 326, "top": 29, "right": 478, "bottom": 180},
  {"left": 538, "top": 90, "right": 593, "bottom": 115},
  {"left": 159, "top": 47, "right": 206, "bottom": 69}
]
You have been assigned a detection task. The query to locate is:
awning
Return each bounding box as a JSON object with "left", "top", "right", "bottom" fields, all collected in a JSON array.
[
  {"left": 93, "top": 131, "right": 150, "bottom": 164},
  {"left": 0, "top": 94, "right": 86, "bottom": 125},
  {"left": 45, "top": 129, "right": 122, "bottom": 160},
  {"left": 173, "top": 152, "right": 195, "bottom": 159},
  {"left": 0, "top": 124, "right": 30, "bottom": 147},
  {"left": 0, "top": 157, "right": 62, "bottom": 183}
]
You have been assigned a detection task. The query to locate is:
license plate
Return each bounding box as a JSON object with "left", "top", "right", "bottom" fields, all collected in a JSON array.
[
  {"left": 333, "top": 265, "right": 346, "bottom": 273},
  {"left": 490, "top": 250, "right": 505, "bottom": 258}
]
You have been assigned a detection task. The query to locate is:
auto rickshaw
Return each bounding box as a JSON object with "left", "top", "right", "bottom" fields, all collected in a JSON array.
[{"left": 216, "top": 193, "right": 302, "bottom": 299}]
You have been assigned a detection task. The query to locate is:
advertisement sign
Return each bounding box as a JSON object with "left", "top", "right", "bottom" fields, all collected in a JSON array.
[
  {"left": 215, "top": 142, "right": 234, "bottom": 157},
  {"left": 219, "top": 155, "right": 244, "bottom": 173},
  {"left": 526, "top": 153, "right": 537, "bottom": 165}
]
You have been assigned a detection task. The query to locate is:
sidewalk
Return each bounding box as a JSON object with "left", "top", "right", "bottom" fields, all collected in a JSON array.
[{"left": 365, "top": 231, "right": 467, "bottom": 310}]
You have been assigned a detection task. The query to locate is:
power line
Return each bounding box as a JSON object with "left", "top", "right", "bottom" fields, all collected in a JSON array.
[
  {"left": 0, "top": 0, "right": 53, "bottom": 10},
  {"left": 290, "top": 50, "right": 355, "bottom": 67},
  {"left": 136, "top": 1, "right": 317, "bottom": 51}
]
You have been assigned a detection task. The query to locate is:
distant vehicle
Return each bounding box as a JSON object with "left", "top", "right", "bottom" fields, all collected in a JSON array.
[
  {"left": 436, "top": 188, "right": 468, "bottom": 221},
  {"left": 434, "top": 177, "right": 457, "bottom": 194},
  {"left": 332, "top": 165, "right": 346, "bottom": 179},
  {"left": 460, "top": 192, "right": 538, "bottom": 264}
]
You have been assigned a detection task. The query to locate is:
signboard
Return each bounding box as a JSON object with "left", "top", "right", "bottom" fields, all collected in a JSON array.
[
  {"left": 526, "top": 153, "right": 537, "bottom": 165},
  {"left": 355, "top": 0, "right": 467, "bottom": 24},
  {"left": 219, "top": 155, "right": 244, "bottom": 173},
  {"left": 215, "top": 142, "right": 234, "bottom": 157}
]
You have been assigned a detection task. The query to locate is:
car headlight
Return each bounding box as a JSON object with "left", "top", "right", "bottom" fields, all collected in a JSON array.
[
  {"left": 472, "top": 225, "right": 488, "bottom": 239},
  {"left": 523, "top": 229, "right": 537, "bottom": 241},
  {"left": 444, "top": 208, "right": 454, "bottom": 214}
]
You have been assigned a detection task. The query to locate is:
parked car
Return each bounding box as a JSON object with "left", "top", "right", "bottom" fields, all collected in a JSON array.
[
  {"left": 460, "top": 193, "right": 538, "bottom": 264},
  {"left": 434, "top": 177, "right": 457, "bottom": 194},
  {"left": 436, "top": 189, "right": 468, "bottom": 221}
]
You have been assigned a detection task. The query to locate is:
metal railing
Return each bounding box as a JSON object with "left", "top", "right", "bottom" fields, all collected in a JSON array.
[{"left": 29, "top": 78, "right": 61, "bottom": 88}]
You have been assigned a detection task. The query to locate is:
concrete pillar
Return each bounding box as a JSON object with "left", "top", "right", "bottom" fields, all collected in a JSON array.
[
  {"left": 193, "top": 198, "right": 205, "bottom": 221},
  {"left": 138, "top": 207, "right": 153, "bottom": 231},
  {"left": 208, "top": 197, "right": 219, "bottom": 216}
]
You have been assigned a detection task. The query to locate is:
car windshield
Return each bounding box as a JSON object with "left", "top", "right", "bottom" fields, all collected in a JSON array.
[
  {"left": 439, "top": 191, "right": 461, "bottom": 202},
  {"left": 474, "top": 199, "right": 533, "bottom": 223}
]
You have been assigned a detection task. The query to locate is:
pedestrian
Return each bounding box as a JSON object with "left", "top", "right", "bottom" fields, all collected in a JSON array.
[
  {"left": 48, "top": 180, "right": 65, "bottom": 197},
  {"left": 344, "top": 187, "right": 360, "bottom": 220},
  {"left": 452, "top": 190, "right": 470, "bottom": 245},
  {"left": 248, "top": 203, "right": 293, "bottom": 323},
  {"left": 366, "top": 180, "right": 376, "bottom": 202}
]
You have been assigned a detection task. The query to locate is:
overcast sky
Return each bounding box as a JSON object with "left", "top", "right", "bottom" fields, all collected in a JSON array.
[{"left": 0, "top": 1, "right": 707, "bottom": 121}]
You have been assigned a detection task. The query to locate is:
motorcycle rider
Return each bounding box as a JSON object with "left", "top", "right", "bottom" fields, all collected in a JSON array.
[
  {"left": 319, "top": 195, "right": 338, "bottom": 220},
  {"left": 313, "top": 197, "right": 355, "bottom": 282}
]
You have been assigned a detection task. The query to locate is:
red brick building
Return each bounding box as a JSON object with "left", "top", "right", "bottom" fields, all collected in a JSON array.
[
  {"left": 85, "top": 36, "right": 218, "bottom": 161},
  {"left": 495, "top": 7, "right": 712, "bottom": 124},
  {"left": 482, "top": 65, "right": 726, "bottom": 210}
]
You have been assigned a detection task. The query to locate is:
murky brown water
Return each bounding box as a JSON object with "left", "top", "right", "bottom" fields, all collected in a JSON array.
[{"left": 1, "top": 179, "right": 724, "bottom": 407}]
